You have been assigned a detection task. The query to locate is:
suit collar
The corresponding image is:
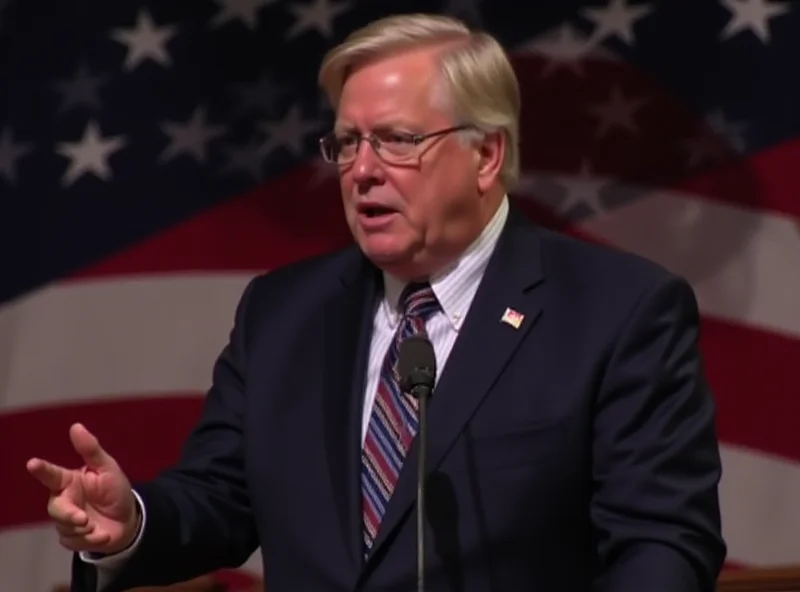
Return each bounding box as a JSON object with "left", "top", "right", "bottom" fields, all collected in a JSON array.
[
  {"left": 323, "top": 251, "right": 380, "bottom": 568},
  {"left": 381, "top": 195, "right": 510, "bottom": 332}
]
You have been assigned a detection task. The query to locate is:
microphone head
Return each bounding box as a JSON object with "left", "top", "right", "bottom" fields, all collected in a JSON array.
[{"left": 398, "top": 334, "right": 437, "bottom": 397}]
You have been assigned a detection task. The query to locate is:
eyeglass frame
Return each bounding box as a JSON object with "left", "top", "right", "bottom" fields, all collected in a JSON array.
[{"left": 318, "top": 124, "right": 476, "bottom": 165}]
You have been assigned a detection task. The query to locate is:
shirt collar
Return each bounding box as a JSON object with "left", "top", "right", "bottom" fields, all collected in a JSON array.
[{"left": 382, "top": 195, "right": 509, "bottom": 331}]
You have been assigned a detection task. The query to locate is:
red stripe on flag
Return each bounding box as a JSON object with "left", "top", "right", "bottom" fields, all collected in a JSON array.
[
  {"left": 0, "top": 396, "right": 205, "bottom": 531},
  {"left": 5, "top": 312, "right": 798, "bottom": 530},
  {"left": 70, "top": 165, "right": 352, "bottom": 280},
  {"left": 702, "top": 317, "right": 800, "bottom": 463},
  {"left": 676, "top": 138, "right": 800, "bottom": 220}
]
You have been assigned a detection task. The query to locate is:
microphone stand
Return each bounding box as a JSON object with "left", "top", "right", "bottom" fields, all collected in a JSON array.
[
  {"left": 412, "top": 383, "right": 433, "bottom": 592},
  {"left": 399, "top": 334, "right": 437, "bottom": 592}
]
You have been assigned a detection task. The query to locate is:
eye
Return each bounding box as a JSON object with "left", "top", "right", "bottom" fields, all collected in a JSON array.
[
  {"left": 377, "top": 130, "right": 415, "bottom": 145},
  {"left": 338, "top": 135, "right": 359, "bottom": 147}
]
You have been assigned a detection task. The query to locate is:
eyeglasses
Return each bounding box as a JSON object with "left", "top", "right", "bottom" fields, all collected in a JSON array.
[{"left": 318, "top": 124, "right": 473, "bottom": 165}]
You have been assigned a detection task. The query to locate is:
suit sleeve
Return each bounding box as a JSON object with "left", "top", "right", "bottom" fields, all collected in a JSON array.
[
  {"left": 70, "top": 277, "right": 261, "bottom": 592},
  {"left": 590, "top": 274, "right": 727, "bottom": 592}
]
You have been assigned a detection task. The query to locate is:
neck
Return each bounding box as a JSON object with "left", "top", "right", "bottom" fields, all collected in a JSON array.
[{"left": 381, "top": 192, "right": 509, "bottom": 284}]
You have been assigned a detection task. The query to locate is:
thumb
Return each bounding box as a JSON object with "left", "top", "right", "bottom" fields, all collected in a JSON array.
[{"left": 69, "top": 423, "right": 116, "bottom": 471}]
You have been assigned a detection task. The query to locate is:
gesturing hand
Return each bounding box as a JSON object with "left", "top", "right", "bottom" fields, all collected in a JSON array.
[{"left": 26, "top": 423, "right": 140, "bottom": 555}]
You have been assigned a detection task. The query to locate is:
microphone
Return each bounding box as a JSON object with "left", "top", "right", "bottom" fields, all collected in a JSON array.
[{"left": 398, "top": 334, "right": 437, "bottom": 592}]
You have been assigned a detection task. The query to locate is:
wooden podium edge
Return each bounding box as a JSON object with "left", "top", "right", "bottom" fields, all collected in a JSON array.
[
  {"left": 718, "top": 566, "right": 800, "bottom": 591},
  {"left": 52, "top": 566, "right": 800, "bottom": 592}
]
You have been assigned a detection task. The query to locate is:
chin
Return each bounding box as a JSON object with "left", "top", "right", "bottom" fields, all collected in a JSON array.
[
  {"left": 358, "top": 238, "right": 410, "bottom": 265},
  {"left": 361, "top": 246, "right": 406, "bottom": 266},
  {"left": 360, "top": 247, "right": 431, "bottom": 283}
]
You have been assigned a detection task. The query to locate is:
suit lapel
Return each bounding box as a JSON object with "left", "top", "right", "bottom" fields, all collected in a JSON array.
[
  {"left": 322, "top": 251, "right": 380, "bottom": 568},
  {"left": 366, "top": 206, "right": 547, "bottom": 561}
]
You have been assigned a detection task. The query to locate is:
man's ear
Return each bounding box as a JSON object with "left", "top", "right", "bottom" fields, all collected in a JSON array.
[{"left": 475, "top": 130, "right": 505, "bottom": 193}]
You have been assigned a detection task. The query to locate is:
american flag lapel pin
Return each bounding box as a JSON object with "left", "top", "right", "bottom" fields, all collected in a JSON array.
[{"left": 500, "top": 307, "right": 524, "bottom": 329}]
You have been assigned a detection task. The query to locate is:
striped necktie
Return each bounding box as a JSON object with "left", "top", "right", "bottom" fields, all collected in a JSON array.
[{"left": 361, "top": 282, "right": 440, "bottom": 556}]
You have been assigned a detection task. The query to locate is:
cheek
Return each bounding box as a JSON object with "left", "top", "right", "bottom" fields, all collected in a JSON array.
[
  {"left": 414, "top": 160, "right": 473, "bottom": 216},
  {"left": 439, "top": 156, "right": 476, "bottom": 193},
  {"left": 394, "top": 183, "right": 448, "bottom": 240},
  {"left": 384, "top": 169, "right": 425, "bottom": 219}
]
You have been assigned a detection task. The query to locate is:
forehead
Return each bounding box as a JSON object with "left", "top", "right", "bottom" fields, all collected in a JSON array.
[{"left": 336, "top": 48, "right": 448, "bottom": 127}]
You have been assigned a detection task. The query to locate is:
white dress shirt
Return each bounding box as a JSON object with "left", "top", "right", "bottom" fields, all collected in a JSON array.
[
  {"left": 84, "top": 196, "right": 509, "bottom": 590},
  {"left": 360, "top": 196, "right": 508, "bottom": 441}
]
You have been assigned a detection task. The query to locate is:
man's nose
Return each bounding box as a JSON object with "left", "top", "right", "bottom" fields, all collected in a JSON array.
[{"left": 351, "top": 138, "right": 385, "bottom": 185}]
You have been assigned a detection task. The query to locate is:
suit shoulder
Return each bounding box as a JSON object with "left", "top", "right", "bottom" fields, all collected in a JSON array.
[
  {"left": 243, "top": 244, "right": 362, "bottom": 305},
  {"left": 537, "top": 226, "right": 693, "bottom": 304},
  {"left": 219, "top": 246, "right": 364, "bottom": 351}
]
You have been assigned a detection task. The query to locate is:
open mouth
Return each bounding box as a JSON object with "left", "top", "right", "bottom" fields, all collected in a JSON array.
[{"left": 361, "top": 206, "right": 396, "bottom": 218}]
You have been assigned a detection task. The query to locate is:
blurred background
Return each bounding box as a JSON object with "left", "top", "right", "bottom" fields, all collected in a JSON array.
[{"left": 1, "top": 0, "right": 798, "bottom": 589}]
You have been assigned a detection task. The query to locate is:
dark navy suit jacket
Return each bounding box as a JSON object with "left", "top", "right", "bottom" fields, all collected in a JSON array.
[{"left": 72, "top": 204, "right": 726, "bottom": 591}]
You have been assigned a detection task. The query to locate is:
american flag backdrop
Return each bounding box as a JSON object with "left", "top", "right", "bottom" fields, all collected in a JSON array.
[{"left": 1, "top": 0, "right": 798, "bottom": 589}]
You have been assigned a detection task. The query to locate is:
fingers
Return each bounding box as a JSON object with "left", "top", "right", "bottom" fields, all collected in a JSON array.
[
  {"left": 48, "top": 494, "right": 88, "bottom": 528},
  {"left": 57, "top": 527, "right": 112, "bottom": 552},
  {"left": 69, "top": 423, "right": 116, "bottom": 471},
  {"left": 47, "top": 496, "right": 113, "bottom": 552},
  {"left": 26, "top": 458, "right": 70, "bottom": 493},
  {"left": 27, "top": 422, "right": 116, "bottom": 492},
  {"left": 56, "top": 519, "right": 94, "bottom": 538}
]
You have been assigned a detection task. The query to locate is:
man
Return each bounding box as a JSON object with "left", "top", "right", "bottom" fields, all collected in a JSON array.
[{"left": 26, "top": 12, "right": 726, "bottom": 592}]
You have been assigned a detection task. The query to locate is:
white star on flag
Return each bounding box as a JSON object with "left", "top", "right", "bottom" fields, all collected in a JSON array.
[
  {"left": 556, "top": 160, "right": 610, "bottom": 215},
  {"left": 258, "top": 106, "right": 326, "bottom": 158},
  {"left": 286, "top": 0, "right": 351, "bottom": 39},
  {"left": 159, "top": 107, "right": 227, "bottom": 164},
  {"left": 211, "top": 0, "right": 277, "bottom": 30},
  {"left": 56, "top": 121, "right": 127, "bottom": 187},
  {"left": 581, "top": 0, "right": 655, "bottom": 45},
  {"left": 586, "top": 85, "right": 649, "bottom": 139},
  {"left": 110, "top": 10, "right": 178, "bottom": 71},
  {"left": 0, "top": 127, "right": 34, "bottom": 185},
  {"left": 52, "top": 63, "right": 107, "bottom": 114},
  {"left": 705, "top": 108, "right": 748, "bottom": 153},
  {"left": 719, "top": 0, "right": 791, "bottom": 44},
  {"left": 678, "top": 108, "right": 748, "bottom": 168},
  {"left": 517, "top": 23, "right": 616, "bottom": 78}
]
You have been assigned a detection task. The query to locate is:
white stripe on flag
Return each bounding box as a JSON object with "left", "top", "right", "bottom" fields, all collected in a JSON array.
[
  {"left": 0, "top": 273, "right": 257, "bottom": 412},
  {"left": 720, "top": 445, "right": 800, "bottom": 565},
  {"left": 577, "top": 187, "right": 800, "bottom": 338}
]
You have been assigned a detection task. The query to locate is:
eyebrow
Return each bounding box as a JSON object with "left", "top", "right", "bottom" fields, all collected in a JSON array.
[{"left": 334, "top": 121, "right": 422, "bottom": 134}]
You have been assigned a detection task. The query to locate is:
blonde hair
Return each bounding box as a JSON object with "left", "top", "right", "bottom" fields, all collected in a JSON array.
[{"left": 318, "top": 13, "right": 521, "bottom": 190}]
